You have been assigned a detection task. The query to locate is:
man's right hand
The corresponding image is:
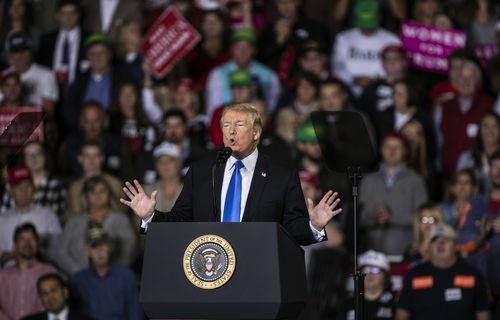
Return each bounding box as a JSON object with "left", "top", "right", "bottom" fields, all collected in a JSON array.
[{"left": 120, "top": 180, "right": 157, "bottom": 221}]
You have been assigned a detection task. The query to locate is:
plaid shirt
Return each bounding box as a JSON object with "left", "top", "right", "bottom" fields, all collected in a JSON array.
[{"left": 0, "top": 175, "right": 66, "bottom": 219}]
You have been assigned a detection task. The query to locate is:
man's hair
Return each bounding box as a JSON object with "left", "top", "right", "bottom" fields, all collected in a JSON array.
[
  {"left": 163, "top": 108, "right": 188, "bottom": 124},
  {"left": 78, "top": 140, "right": 104, "bottom": 156},
  {"left": 13, "top": 223, "right": 39, "bottom": 243},
  {"left": 37, "top": 273, "right": 67, "bottom": 293},
  {"left": 220, "top": 103, "right": 263, "bottom": 131}
]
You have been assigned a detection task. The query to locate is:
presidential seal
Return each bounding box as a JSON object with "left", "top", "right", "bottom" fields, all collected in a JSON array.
[{"left": 183, "top": 234, "right": 236, "bottom": 289}]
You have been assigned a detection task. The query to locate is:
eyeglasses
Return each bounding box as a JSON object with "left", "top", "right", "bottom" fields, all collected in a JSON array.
[
  {"left": 361, "top": 266, "right": 383, "bottom": 274},
  {"left": 420, "top": 216, "right": 436, "bottom": 224}
]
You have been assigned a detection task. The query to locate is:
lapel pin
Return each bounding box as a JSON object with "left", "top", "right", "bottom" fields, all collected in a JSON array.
[{"left": 261, "top": 172, "right": 267, "bottom": 177}]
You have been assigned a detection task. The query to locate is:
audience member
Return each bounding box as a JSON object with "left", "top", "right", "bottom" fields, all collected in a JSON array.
[
  {"left": 0, "top": 141, "right": 66, "bottom": 220},
  {"left": 411, "top": 0, "right": 443, "bottom": 26},
  {"left": 115, "top": 21, "right": 144, "bottom": 86},
  {"left": 275, "top": 72, "right": 320, "bottom": 146},
  {"left": 359, "top": 45, "right": 409, "bottom": 124},
  {"left": 144, "top": 142, "right": 183, "bottom": 212},
  {"left": 0, "top": 166, "right": 61, "bottom": 261},
  {"left": 63, "top": 34, "right": 118, "bottom": 131},
  {"left": 435, "top": 60, "right": 494, "bottom": 178},
  {"left": 4, "top": 32, "right": 59, "bottom": 115},
  {"left": 0, "top": 70, "right": 26, "bottom": 106},
  {"left": 405, "top": 204, "right": 444, "bottom": 267},
  {"left": 37, "top": 0, "right": 88, "bottom": 94},
  {"left": 331, "top": 0, "right": 400, "bottom": 96},
  {"left": 205, "top": 28, "right": 281, "bottom": 117},
  {"left": 297, "top": 40, "right": 330, "bottom": 81},
  {"left": 360, "top": 132, "right": 428, "bottom": 256},
  {"left": 0, "top": 223, "right": 60, "bottom": 319},
  {"left": 71, "top": 226, "right": 143, "bottom": 320},
  {"left": 23, "top": 273, "right": 92, "bottom": 320},
  {"left": 257, "top": 0, "right": 329, "bottom": 87},
  {"left": 65, "top": 142, "right": 124, "bottom": 220},
  {"left": 457, "top": 111, "right": 500, "bottom": 192},
  {"left": 59, "top": 176, "right": 136, "bottom": 274},
  {"left": 396, "top": 224, "right": 490, "bottom": 320},
  {"left": 339, "top": 250, "right": 395, "bottom": 320},
  {"left": 162, "top": 108, "right": 209, "bottom": 167},
  {"left": 439, "top": 169, "right": 479, "bottom": 228}
]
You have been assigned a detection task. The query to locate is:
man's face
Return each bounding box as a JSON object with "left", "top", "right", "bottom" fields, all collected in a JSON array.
[
  {"left": 456, "top": 66, "right": 478, "bottom": 98},
  {"left": 231, "top": 40, "right": 255, "bottom": 67},
  {"left": 231, "top": 86, "right": 252, "bottom": 103},
  {"left": 382, "top": 51, "right": 407, "bottom": 79},
  {"left": 164, "top": 116, "right": 187, "bottom": 144},
  {"left": 39, "top": 278, "right": 68, "bottom": 314},
  {"left": 381, "top": 137, "right": 405, "bottom": 166},
  {"left": 23, "top": 143, "right": 45, "bottom": 173},
  {"left": 173, "top": 87, "right": 195, "bottom": 111},
  {"left": 78, "top": 146, "right": 104, "bottom": 176},
  {"left": 80, "top": 107, "right": 104, "bottom": 140},
  {"left": 490, "top": 159, "right": 500, "bottom": 188},
  {"left": 56, "top": 4, "right": 79, "bottom": 30},
  {"left": 87, "top": 243, "right": 111, "bottom": 268},
  {"left": 299, "top": 51, "right": 327, "bottom": 77},
  {"left": 11, "top": 181, "right": 34, "bottom": 208},
  {"left": 87, "top": 44, "right": 111, "bottom": 74},
  {"left": 14, "top": 230, "right": 38, "bottom": 259},
  {"left": 429, "top": 237, "right": 457, "bottom": 264},
  {"left": 221, "top": 110, "right": 261, "bottom": 159},
  {"left": 1, "top": 76, "right": 22, "bottom": 103},
  {"left": 319, "top": 84, "right": 345, "bottom": 111},
  {"left": 8, "top": 50, "right": 32, "bottom": 72}
]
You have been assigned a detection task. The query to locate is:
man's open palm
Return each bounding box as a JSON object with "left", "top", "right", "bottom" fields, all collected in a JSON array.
[{"left": 120, "top": 180, "right": 157, "bottom": 221}]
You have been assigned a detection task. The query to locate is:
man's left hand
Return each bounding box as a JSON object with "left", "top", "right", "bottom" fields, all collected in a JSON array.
[{"left": 307, "top": 190, "right": 342, "bottom": 231}]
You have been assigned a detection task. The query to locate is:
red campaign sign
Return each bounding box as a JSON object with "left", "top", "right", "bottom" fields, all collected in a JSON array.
[
  {"left": 142, "top": 6, "right": 201, "bottom": 79},
  {"left": 0, "top": 107, "right": 44, "bottom": 148}
]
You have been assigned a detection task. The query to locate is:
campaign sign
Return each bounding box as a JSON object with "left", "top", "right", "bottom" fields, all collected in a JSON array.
[
  {"left": 473, "top": 43, "right": 498, "bottom": 66},
  {"left": 142, "top": 6, "right": 201, "bottom": 78},
  {"left": 401, "top": 22, "right": 466, "bottom": 73},
  {"left": 0, "top": 107, "right": 44, "bottom": 148}
]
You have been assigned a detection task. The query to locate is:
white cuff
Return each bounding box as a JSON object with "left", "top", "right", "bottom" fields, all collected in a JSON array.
[
  {"left": 309, "top": 221, "right": 325, "bottom": 242},
  {"left": 140, "top": 212, "right": 155, "bottom": 231}
]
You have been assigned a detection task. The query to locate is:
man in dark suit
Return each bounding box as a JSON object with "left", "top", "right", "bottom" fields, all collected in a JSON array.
[
  {"left": 37, "top": 0, "right": 88, "bottom": 91},
  {"left": 121, "top": 103, "right": 342, "bottom": 245},
  {"left": 22, "top": 273, "right": 92, "bottom": 320}
]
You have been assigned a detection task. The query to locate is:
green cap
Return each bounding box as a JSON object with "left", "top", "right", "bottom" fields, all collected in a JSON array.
[
  {"left": 296, "top": 122, "right": 318, "bottom": 143},
  {"left": 355, "top": 0, "right": 380, "bottom": 30},
  {"left": 85, "top": 33, "right": 111, "bottom": 50},
  {"left": 229, "top": 70, "right": 252, "bottom": 87},
  {"left": 230, "top": 28, "right": 257, "bottom": 45}
]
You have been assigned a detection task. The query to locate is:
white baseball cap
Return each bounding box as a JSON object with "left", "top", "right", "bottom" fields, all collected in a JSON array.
[
  {"left": 358, "top": 250, "right": 390, "bottom": 271},
  {"left": 153, "top": 142, "right": 181, "bottom": 160}
]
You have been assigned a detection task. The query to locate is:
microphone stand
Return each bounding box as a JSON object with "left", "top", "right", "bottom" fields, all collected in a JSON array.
[
  {"left": 348, "top": 166, "right": 365, "bottom": 320},
  {"left": 212, "top": 148, "right": 232, "bottom": 220}
]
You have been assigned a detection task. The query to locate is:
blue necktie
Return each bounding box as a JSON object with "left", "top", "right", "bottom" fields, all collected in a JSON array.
[{"left": 223, "top": 160, "right": 244, "bottom": 222}]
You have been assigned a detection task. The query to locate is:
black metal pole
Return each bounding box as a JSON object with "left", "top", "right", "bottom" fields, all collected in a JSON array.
[{"left": 348, "top": 167, "right": 364, "bottom": 320}]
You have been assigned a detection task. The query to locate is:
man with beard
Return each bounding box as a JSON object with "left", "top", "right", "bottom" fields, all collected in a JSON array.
[
  {"left": 0, "top": 224, "right": 59, "bottom": 319},
  {"left": 396, "top": 224, "right": 490, "bottom": 320}
]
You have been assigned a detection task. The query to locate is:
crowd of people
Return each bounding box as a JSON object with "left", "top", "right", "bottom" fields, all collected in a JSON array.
[{"left": 1, "top": 0, "right": 500, "bottom": 319}]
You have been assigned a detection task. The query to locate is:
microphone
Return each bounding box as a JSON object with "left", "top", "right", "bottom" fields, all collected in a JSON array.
[
  {"left": 212, "top": 147, "right": 232, "bottom": 220},
  {"left": 216, "top": 147, "right": 232, "bottom": 168}
]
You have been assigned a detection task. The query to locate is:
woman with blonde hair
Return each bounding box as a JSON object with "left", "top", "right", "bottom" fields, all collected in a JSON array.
[{"left": 405, "top": 203, "right": 444, "bottom": 266}]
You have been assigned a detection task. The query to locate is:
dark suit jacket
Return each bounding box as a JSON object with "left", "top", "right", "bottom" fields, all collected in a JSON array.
[
  {"left": 152, "top": 150, "right": 318, "bottom": 245},
  {"left": 37, "top": 28, "right": 89, "bottom": 72},
  {"left": 22, "top": 309, "right": 93, "bottom": 320}
]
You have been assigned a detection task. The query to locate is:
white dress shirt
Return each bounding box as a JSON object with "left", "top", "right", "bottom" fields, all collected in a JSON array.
[
  {"left": 49, "top": 306, "right": 69, "bottom": 320},
  {"left": 53, "top": 27, "right": 80, "bottom": 84},
  {"left": 100, "top": 0, "right": 119, "bottom": 32}
]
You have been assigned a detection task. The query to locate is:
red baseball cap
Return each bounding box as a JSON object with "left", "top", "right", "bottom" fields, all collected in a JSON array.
[
  {"left": 8, "top": 165, "right": 33, "bottom": 185},
  {"left": 175, "top": 78, "right": 196, "bottom": 92}
]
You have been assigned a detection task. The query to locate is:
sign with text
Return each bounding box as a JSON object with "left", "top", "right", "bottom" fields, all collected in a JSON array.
[
  {"left": 473, "top": 43, "right": 498, "bottom": 66},
  {"left": 142, "top": 6, "right": 201, "bottom": 79},
  {"left": 401, "top": 22, "right": 466, "bottom": 73},
  {"left": 0, "top": 107, "right": 44, "bottom": 148}
]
